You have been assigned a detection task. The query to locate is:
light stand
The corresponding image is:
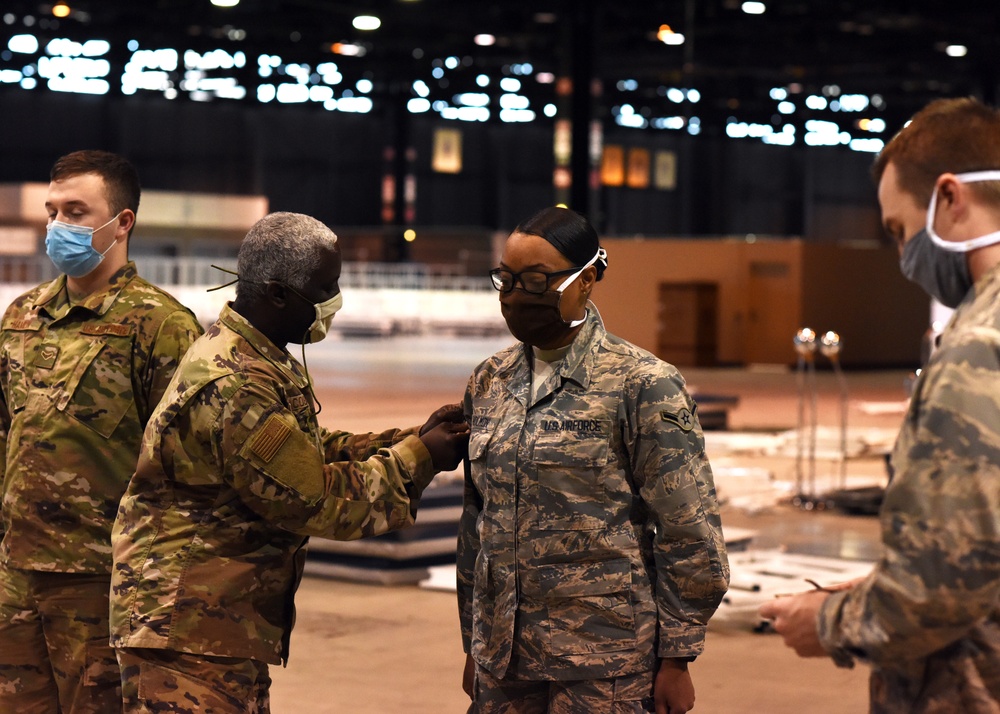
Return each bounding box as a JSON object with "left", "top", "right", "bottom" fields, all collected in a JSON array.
[
  {"left": 793, "top": 327, "right": 818, "bottom": 507},
  {"left": 820, "top": 330, "right": 848, "bottom": 489}
]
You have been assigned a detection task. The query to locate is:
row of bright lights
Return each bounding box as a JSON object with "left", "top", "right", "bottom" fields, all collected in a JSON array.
[
  {"left": 5, "top": 32, "right": 891, "bottom": 142},
  {"left": 726, "top": 120, "right": 885, "bottom": 152},
  {"left": 214, "top": 0, "right": 972, "bottom": 67}
]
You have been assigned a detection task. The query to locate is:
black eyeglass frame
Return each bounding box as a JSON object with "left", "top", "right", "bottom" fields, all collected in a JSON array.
[{"left": 488, "top": 267, "right": 582, "bottom": 295}]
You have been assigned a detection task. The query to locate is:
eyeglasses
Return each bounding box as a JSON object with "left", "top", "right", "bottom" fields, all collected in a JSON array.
[{"left": 488, "top": 267, "right": 581, "bottom": 295}]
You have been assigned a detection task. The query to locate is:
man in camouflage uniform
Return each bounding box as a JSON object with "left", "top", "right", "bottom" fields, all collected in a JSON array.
[
  {"left": 760, "top": 98, "right": 1000, "bottom": 712},
  {"left": 110, "top": 211, "right": 469, "bottom": 713},
  {"left": 459, "top": 207, "right": 729, "bottom": 713},
  {"left": 0, "top": 150, "right": 203, "bottom": 712}
]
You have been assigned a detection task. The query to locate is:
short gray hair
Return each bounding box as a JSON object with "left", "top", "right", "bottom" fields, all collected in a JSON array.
[{"left": 236, "top": 212, "right": 339, "bottom": 303}]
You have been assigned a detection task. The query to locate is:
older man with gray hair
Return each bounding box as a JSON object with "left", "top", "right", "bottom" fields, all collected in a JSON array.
[{"left": 110, "top": 212, "right": 469, "bottom": 713}]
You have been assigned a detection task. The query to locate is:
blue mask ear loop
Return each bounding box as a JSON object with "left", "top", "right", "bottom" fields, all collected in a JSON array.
[{"left": 208, "top": 264, "right": 323, "bottom": 416}]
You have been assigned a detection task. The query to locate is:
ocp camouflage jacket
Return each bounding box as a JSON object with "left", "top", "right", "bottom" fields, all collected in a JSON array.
[
  {"left": 111, "top": 303, "right": 434, "bottom": 664},
  {"left": 0, "top": 262, "right": 202, "bottom": 573}
]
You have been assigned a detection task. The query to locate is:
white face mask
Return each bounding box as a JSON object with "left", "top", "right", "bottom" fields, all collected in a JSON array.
[
  {"left": 926, "top": 170, "right": 1000, "bottom": 253},
  {"left": 305, "top": 291, "right": 343, "bottom": 344}
]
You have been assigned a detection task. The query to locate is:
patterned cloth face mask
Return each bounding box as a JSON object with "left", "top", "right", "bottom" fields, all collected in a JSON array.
[{"left": 500, "top": 247, "right": 605, "bottom": 346}]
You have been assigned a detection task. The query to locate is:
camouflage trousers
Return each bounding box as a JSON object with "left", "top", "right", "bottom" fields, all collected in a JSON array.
[
  {"left": 471, "top": 664, "right": 655, "bottom": 713},
  {"left": 117, "top": 648, "right": 271, "bottom": 713},
  {"left": 0, "top": 563, "right": 122, "bottom": 714}
]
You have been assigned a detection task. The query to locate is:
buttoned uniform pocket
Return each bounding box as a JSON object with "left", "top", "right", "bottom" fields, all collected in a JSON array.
[
  {"left": 528, "top": 558, "right": 637, "bottom": 655},
  {"left": 532, "top": 424, "right": 611, "bottom": 531},
  {"left": 1, "top": 348, "right": 27, "bottom": 414},
  {"left": 61, "top": 333, "right": 136, "bottom": 439},
  {"left": 1, "top": 319, "right": 39, "bottom": 414},
  {"left": 468, "top": 411, "right": 501, "bottom": 506}
]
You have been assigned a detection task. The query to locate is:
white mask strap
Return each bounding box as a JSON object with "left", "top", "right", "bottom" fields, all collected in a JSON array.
[
  {"left": 557, "top": 247, "right": 605, "bottom": 328},
  {"left": 555, "top": 247, "right": 605, "bottom": 293},
  {"left": 927, "top": 171, "right": 1000, "bottom": 253}
]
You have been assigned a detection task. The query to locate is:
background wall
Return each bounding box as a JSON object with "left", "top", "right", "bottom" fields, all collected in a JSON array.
[{"left": 597, "top": 238, "right": 928, "bottom": 367}]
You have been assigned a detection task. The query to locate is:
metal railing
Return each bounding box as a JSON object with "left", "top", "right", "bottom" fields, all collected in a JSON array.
[{"left": 0, "top": 255, "right": 493, "bottom": 292}]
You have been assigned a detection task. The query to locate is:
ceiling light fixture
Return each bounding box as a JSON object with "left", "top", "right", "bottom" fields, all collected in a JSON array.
[
  {"left": 657, "top": 24, "right": 684, "bottom": 46},
  {"left": 742, "top": 2, "right": 766, "bottom": 14},
  {"left": 474, "top": 34, "right": 495, "bottom": 46},
  {"left": 211, "top": 0, "right": 240, "bottom": 6},
  {"left": 353, "top": 15, "right": 381, "bottom": 31},
  {"left": 331, "top": 42, "right": 365, "bottom": 56},
  {"left": 945, "top": 44, "right": 967, "bottom": 57}
]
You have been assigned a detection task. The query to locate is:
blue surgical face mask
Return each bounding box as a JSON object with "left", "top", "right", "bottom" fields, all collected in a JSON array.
[{"left": 45, "top": 213, "right": 121, "bottom": 278}]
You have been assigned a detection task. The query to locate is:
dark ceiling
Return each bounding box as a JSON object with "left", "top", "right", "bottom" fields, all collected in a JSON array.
[{"left": 3, "top": 0, "right": 999, "bottom": 135}]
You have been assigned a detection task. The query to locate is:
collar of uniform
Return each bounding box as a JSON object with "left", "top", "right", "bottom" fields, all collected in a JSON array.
[
  {"left": 948, "top": 256, "right": 1000, "bottom": 325},
  {"left": 219, "top": 302, "right": 310, "bottom": 389},
  {"left": 554, "top": 301, "right": 604, "bottom": 390},
  {"left": 33, "top": 261, "right": 138, "bottom": 319},
  {"left": 974, "top": 257, "right": 1000, "bottom": 300}
]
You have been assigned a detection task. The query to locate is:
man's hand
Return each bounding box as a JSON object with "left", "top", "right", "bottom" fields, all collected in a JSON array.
[
  {"left": 419, "top": 403, "right": 465, "bottom": 436},
  {"left": 419, "top": 420, "right": 470, "bottom": 471},
  {"left": 757, "top": 589, "right": 831, "bottom": 657},
  {"left": 655, "top": 658, "right": 695, "bottom": 714}
]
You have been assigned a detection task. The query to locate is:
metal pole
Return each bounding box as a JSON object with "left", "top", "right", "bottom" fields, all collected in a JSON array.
[
  {"left": 821, "top": 331, "right": 848, "bottom": 489},
  {"left": 793, "top": 328, "right": 818, "bottom": 505}
]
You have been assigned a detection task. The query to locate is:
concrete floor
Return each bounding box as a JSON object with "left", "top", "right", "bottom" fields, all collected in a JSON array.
[{"left": 269, "top": 335, "right": 912, "bottom": 713}]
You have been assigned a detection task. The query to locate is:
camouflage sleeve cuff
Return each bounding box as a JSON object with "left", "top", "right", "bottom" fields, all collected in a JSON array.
[
  {"left": 391, "top": 434, "right": 435, "bottom": 493},
  {"left": 656, "top": 624, "right": 707, "bottom": 659},
  {"left": 397, "top": 425, "right": 420, "bottom": 439},
  {"left": 817, "top": 589, "right": 862, "bottom": 668}
]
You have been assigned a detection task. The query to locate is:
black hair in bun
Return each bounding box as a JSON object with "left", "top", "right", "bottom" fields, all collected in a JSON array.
[{"left": 515, "top": 206, "right": 608, "bottom": 280}]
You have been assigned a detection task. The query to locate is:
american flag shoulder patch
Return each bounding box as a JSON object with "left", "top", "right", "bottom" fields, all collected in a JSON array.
[{"left": 249, "top": 414, "right": 292, "bottom": 463}]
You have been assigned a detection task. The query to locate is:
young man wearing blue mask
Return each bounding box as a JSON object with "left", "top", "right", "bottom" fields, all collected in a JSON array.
[
  {"left": 0, "top": 150, "right": 203, "bottom": 713},
  {"left": 760, "top": 98, "right": 1000, "bottom": 713}
]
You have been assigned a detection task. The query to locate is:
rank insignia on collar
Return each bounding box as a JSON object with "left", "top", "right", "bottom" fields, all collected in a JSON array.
[{"left": 661, "top": 406, "right": 695, "bottom": 432}]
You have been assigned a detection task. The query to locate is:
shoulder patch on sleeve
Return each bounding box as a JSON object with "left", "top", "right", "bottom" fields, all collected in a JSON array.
[
  {"left": 661, "top": 405, "right": 696, "bottom": 432},
  {"left": 249, "top": 413, "right": 293, "bottom": 462}
]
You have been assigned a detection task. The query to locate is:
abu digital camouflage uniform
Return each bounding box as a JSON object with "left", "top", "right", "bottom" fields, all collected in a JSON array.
[
  {"left": 458, "top": 307, "right": 729, "bottom": 693},
  {"left": 0, "top": 262, "right": 202, "bottom": 711},
  {"left": 110, "top": 304, "right": 436, "bottom": 676},
  {"left": 818, "top": 260, "right": 1000, "bottom": 713}
]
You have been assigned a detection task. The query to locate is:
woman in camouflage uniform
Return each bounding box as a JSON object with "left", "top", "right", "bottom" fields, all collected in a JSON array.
[{"left": 457, "top": 206, "right": 730, "bottom": 714}]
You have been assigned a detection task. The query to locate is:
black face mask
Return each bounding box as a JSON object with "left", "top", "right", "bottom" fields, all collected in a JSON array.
[
  {"left": 497, "top": 246, "right": 602, "bottom": 346},
  {"left": 501, "top": 286, "right": 590, "bottom": 347},
  {"left": 899, "top": 228, "right": 973, "bottom": 308}
]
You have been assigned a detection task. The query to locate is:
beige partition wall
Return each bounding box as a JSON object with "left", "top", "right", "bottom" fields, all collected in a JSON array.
[{"left": 597, "top": 237, "right": 927, "bottom": 367}]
